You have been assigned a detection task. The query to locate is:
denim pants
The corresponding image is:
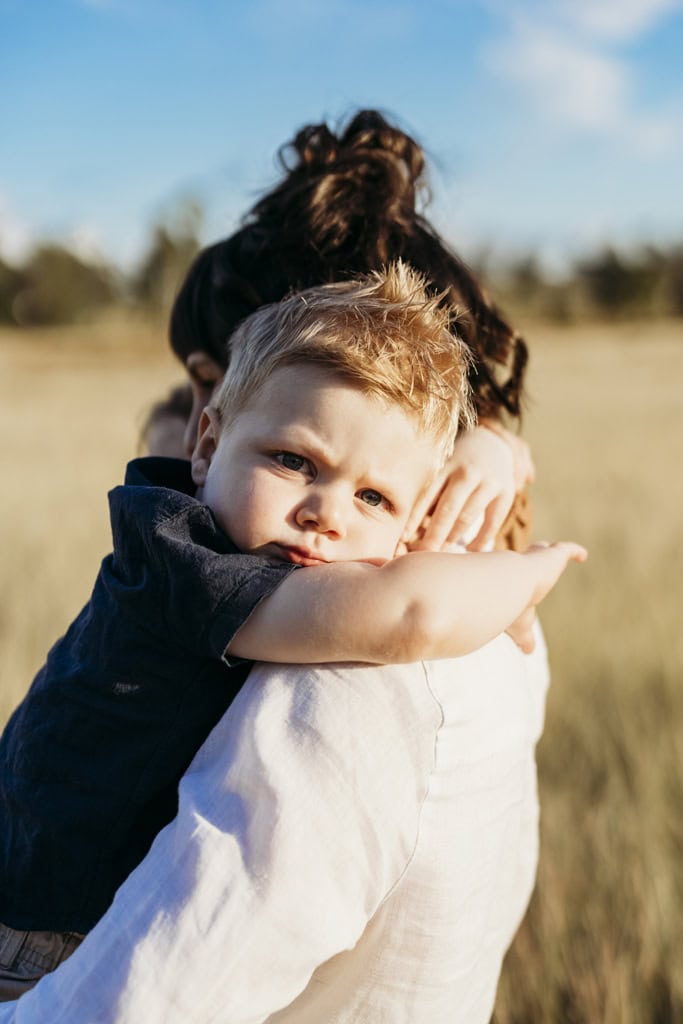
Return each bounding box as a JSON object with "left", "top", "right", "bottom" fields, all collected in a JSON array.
[{"left": 0, "top": 922, "right": 83, "bottom": 1002}]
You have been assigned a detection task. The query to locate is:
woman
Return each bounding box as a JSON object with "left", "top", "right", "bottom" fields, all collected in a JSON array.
[
  {"left": 0, "top": 112, "right": 554, "bottom": 1021},
  {"left": 166, "top": 109, "right": 535, "bottom": 554}
]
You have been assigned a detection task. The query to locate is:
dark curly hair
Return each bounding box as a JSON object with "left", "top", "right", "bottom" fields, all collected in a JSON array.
[{"left": 170, "top": 110, "right": 527, "bottom": 420}]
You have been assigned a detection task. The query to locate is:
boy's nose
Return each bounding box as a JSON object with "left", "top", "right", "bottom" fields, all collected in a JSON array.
[{"left": 295, "top": 493, "right": 346, "bottom": 538}]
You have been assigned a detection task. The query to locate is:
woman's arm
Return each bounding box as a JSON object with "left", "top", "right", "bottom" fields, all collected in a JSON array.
[{"left": 227, "top": 542, "right": 586, "bottom": 665}]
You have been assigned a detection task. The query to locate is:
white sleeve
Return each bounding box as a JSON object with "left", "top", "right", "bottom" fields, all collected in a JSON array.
[{"left": 0, "top": 662, "right": 439, "bottom": 1024}]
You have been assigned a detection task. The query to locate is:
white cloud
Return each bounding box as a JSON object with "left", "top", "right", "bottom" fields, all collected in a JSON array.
[
  {"left": 490, "top": 26, "right": 626, "bottom": 131},
  {"left": 484, "top": 1, "right": 682, "bottom": 154},
  {"left": 0, "top": 194, "right": 114, "bottom": 266},
  {"left": 554, "top": 0, "right": 683, "bottom": 42},
  {"left": 0, "top": 194, "right": 33, "bottom": 265}
]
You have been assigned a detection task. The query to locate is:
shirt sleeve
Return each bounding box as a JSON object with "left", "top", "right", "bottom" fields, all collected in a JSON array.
[
  {"left": 105, "top": 485, "right": 298, "bottom": 660},
  {"left": 0, "top": 662, "right": 440, "bottom": 1024}
]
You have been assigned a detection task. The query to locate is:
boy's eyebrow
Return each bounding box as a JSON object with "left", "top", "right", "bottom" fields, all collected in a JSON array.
[
  {"left": 266, "top": 424, "right": 410, "bottom": 495},
  {"left": 265, "top": 424, "right": 334, "bottom": 462}
]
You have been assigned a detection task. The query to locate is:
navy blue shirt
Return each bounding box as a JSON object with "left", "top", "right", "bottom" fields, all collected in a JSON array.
[{"left": 0, "top": 457, "right": 298, "bottom": 933}]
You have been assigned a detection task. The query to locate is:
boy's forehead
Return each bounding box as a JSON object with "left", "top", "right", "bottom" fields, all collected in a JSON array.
[
  {"left": 230, "top": 361, "right": 444, "bottom": 475},
  {"left": 270, "top": 368, "right": 433, "bottom": 432},
  {"left": 246, "top": 363, "right": 426, "bottom": 425}
]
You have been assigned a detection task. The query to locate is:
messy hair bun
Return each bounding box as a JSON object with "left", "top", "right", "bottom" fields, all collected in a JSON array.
[
  {"left": 251, "top": 110, "right": 427, "bottom": 268},
  {"left": 171, "top": 109, "right": 528, "bottom": 420}
]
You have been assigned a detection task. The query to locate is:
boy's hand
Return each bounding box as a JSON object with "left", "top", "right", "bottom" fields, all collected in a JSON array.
[
  {"left": 506, "top": 541, "right": 587, "bottom": 653},
  {"left": 526, "top": 541, "right": 588, "bottom": 603}
]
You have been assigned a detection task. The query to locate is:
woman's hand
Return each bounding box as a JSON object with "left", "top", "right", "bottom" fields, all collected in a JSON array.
[
  {"left": 479, "top": 420, "right": 536, "bottom": 493},
  {"left": 406, "top": 424, "right": 536, "bottom": 553}
]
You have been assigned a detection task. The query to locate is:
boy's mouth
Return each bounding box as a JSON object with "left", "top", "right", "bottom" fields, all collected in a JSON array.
[{"left": 273, "top": 544, "right": 330, "bottom": 567}]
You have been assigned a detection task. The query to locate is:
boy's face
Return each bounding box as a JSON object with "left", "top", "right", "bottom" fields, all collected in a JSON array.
[{"left": 192, "top": 363, "right": 439, "bottom": 565}]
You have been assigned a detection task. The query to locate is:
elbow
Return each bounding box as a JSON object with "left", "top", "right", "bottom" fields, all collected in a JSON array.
[{"left": 374, "top": 601, "right": 440, "bottom": 665}]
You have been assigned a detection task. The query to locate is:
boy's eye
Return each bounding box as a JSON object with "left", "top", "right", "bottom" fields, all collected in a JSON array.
[
  {"left": 358, "top": 488, "right": 386, "bottom": 508},
  {"left": 276, "top": 452, "right": 308, "bottom": 473}
]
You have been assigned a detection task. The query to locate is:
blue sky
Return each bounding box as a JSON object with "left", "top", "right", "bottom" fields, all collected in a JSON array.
[{"left": 1, "top": 0, "right": 682, "bottom": 273}]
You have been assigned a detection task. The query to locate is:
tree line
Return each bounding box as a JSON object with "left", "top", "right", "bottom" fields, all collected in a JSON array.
[
  {"left": 0, "top": 202, "right": 201, "bottom": 328},
  {"left": 492, "top": 245, "right": 683, "bottom": 324},
  {"left": 1, "top": 210, "right": 682, "bottom": 327}
]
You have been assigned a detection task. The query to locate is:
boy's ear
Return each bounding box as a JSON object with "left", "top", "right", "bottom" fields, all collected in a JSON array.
[{"left": 191, "top": 407, "right": 221, "bottom": 487}]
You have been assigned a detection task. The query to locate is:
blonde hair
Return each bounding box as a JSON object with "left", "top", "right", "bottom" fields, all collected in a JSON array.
[{"left": 212, "top": 261, "right": 475, "bottom": 463}]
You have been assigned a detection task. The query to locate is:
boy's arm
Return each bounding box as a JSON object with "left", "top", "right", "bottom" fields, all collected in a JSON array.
[{"left": 228, "top": 543, "right": 586, "bottom": 665}]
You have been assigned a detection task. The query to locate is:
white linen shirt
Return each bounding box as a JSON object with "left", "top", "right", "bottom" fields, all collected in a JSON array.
[{"left": 0, "top": 629, "right": 548, "bottom": 1024}]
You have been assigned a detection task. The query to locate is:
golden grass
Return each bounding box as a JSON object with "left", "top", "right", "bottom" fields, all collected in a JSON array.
[
  {"left": 0, "top": 317, "right": 182, "bottom": 724},
  {"left": 1, "top": 317, "right": 682, "bottom": 1021},
  {"left": 494, "top": 320, "right": 683, "bottom": 1024}
]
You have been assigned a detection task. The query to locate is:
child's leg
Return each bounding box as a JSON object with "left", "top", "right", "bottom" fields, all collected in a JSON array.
[{"left": 0, "top": 922, "right": 83, "bottom": 1001}]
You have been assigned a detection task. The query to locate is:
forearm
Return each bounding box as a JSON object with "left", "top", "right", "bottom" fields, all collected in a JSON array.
[
  {"left": 230, "top": 550, "right": 544, "bottom": 665},
  {"left": 381, "top": 550, "right": 541, "bottom": 660}
]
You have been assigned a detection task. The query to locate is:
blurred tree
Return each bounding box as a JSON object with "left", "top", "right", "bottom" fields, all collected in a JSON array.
[
  {"left": 576, "top": 248, "right": 634, "bottom": 316},
  {"left": 630, "top": 245, "right": 665, "bottom": 314},
  {"left": 4, "top": 216, "right": 681, "bottom": 331},
  {"left": 131, "top": 199, "right": 202, "bottom": 318},
  {"left": 509, "top": 254, "right": 545, "bottom": 305},
  {"left": 575, "top": 246, "right": 667, "bottom": 318},
  {"left": 661, "top": 245, "right": 683, "bottom": 316},
  {"left": 537, "top": 281, "right": 579, "bottom": 325},
  {"left": 0, "top": 257, "right": 24, "bottom": 324},
  {"left": 11, "top": 245, "right": 118, "bottom": 325}
]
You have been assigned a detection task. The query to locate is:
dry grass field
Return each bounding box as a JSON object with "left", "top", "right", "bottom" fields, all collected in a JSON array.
[
  {"left": 492, "top": 321, "right": 683, "bottom": 1024},
  {"left": 1, "top": 317, "right": 682, "bottom": 1022}
]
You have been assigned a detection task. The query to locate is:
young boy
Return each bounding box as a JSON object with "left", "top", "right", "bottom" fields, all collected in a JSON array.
[{"left": 0, "top": 263, "right": 585, "bottom": 996}]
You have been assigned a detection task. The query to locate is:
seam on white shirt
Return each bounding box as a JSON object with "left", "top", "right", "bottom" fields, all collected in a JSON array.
[{"left": 375, "top": 660, "right": 445, "bottom": 911}]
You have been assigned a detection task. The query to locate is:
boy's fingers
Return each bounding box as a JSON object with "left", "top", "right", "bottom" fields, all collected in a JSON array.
[
  {"left": 528, "top": 541, "right": 588, "bottom": 606},
  {"left": 552, "top": 541, "right": 588, "bottom": 563},
  {"left": 530, "top": 540, "right": 588, "bottom": 562}
]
